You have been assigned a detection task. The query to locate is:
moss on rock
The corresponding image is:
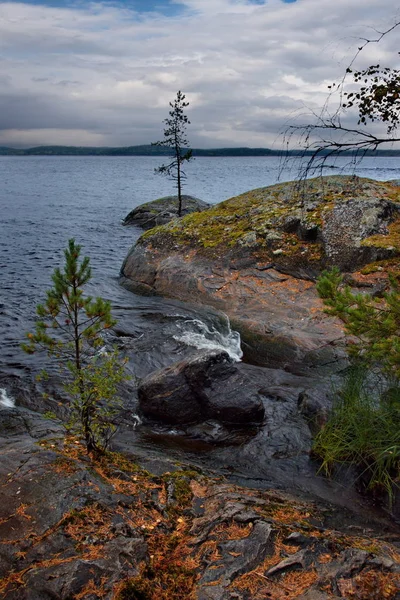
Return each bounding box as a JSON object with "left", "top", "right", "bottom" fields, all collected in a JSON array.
[
  {"left": 137, "top": 176, "right": 400, "bottom": 272},
  {"left": 361, "top": 217, "right": 400, "bottom": 250}
]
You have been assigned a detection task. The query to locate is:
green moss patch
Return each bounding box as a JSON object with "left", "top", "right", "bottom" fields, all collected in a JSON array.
[
  {"left": 361, "top": 218, "right": 400, "bottom": 251},
  {"left": 140, "top": 177, "right": 399, "bottom": 255},
  {"left": 360, "top": 257, "right": 400, "bottom": 277}
]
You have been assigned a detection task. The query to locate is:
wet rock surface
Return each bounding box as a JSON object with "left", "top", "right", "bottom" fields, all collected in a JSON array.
[
  {"left": 121, "top": 176, "right": 400, "bottom": 374},
  {"left": 121, "top": 255, "right": 348, "bottom": 374},
  {"left": 1, "top": 410, "right": 399, "bottom": 600},
  {"left": 122, "top": 194, "right": 210, "bottom": 229},
  {"left": 0, "top": 407, "right": 147, "bottom": 600},
  {"left": 0, "top": 351, "right": 344, "bottom": 512},
  {"left": 116, "top": 359, "right": 400, "bottom": 524},
  {"left": 138, "top": 350, "right": 265, "bottom": 426}
]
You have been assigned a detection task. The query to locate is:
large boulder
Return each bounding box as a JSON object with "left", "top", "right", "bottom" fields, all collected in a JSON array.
[
  {"left": 123, "top": 195, "right": 210, "bottom": 229},
  {"left": 138, "top": 350, "right": 265, "bottom": 426},
  {"left": 121, "top": 176, "right": 400, "bottom": 374}
]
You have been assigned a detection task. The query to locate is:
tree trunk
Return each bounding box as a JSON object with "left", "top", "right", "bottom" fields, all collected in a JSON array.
[
  {"left": 176, "top": 141, "right": 182, "bottom": 217},
  {"left": 177, "top": 162, "right": 182, "bottom": 217}
]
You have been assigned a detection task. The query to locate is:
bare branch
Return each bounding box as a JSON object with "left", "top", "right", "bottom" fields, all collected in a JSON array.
[{"left": 283, "top": 21, "right": 400, "bottom": 183}]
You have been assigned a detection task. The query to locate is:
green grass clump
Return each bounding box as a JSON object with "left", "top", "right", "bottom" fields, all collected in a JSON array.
[{"left": 313, "top": 367, "right": 400, "bottom": 503}]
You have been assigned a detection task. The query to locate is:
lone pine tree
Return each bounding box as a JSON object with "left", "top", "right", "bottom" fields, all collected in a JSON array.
[{"left": 153, "top": 90, "right": 193, "bottom": 217}]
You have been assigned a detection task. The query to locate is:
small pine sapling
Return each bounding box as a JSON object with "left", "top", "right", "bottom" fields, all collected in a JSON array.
[{"left": 22, "top": 238, "right": 127, "bottom": 454}]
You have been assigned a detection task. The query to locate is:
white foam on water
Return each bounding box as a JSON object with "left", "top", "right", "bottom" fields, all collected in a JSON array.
[
  {"left": 173, "top": 318, "right": 243, "bottom": 362},
  {"left": 0, "top": 388, "right": 15, "bottom": 408},
  {"left": 132, "top": 414, "right": 142, "bottom": 427}
]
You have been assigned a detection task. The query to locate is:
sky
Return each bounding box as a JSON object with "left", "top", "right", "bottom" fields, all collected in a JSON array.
[{"left": 0, "top": 0, "right": 398, "bottom": 148}]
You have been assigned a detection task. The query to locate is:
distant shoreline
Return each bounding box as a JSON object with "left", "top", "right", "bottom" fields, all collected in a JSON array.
[{"left": 1, "top": 144, "right": 400, "bottom": 157}]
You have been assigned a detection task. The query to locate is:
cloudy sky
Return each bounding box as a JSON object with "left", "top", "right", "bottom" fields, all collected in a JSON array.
[{"left": 0, "top": 0, "right": 398, "bottom": 148}]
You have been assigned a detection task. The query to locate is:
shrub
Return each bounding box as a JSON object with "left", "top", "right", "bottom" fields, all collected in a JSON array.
[
  {"left": 316, "top": 267, "right": 400, "bottom": 378},
  {"left": 315, "top": 269, "right": 400, "bottom": 502}
]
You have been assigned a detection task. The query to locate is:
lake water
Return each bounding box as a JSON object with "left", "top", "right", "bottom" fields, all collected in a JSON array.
[{"left": 1, "top": 154, "right": 399, "bottom": 383}]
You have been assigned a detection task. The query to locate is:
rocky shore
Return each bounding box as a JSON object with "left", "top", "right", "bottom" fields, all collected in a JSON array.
[{"left": 1, "top": 405, "right": 399, "bottom": 600}]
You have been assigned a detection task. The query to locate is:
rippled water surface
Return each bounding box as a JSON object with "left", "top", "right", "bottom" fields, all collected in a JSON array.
[{"left": 1, "top": 154, "right": 400, "bottom": 377}]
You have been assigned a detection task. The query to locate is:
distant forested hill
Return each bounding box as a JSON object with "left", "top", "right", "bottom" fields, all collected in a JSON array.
[
  {"left": 0, "top": 145, "right": 399, "bottom": 156},
  {"left": 0, "top": 145, "right": 283, "bottom": 156}
]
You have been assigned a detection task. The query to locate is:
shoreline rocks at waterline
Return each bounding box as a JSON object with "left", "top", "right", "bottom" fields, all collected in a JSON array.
[{"left": 122, "top": 195, "right": 210, "bottom": 229}]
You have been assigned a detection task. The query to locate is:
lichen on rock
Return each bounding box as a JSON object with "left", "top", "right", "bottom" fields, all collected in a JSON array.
[{"left": 135, "top": 176, "right": 400, "bottom": 269}]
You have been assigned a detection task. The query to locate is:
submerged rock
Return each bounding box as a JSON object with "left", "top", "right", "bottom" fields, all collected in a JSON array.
[
  {"left": 122, "top": 194, "right": 210, "bottom": 229},
  {"left": 121, "top": 176, "right": 400, "bottom": 374},
  {"left": 138, "top": 349, "right": 265, "bottom": 426}
]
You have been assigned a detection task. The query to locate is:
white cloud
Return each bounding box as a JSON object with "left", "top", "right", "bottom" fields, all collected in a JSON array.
[{"left": 0, "top": 0, "right": 398, "bottom": 147}]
